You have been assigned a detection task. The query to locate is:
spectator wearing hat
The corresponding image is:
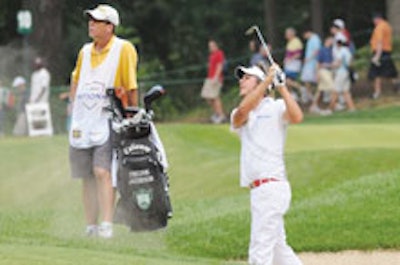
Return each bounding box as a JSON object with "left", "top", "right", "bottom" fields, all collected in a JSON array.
[
  {"left": 334, "top": 18, "right": 356, "bottom": 55},
  {"left": 12, "top": 76, "right": 28, "bottom": 136},
  {"left": 368, "top": 13, "right": 398, "bottom": 99},
  {"left": 69, "top": 4, "right": 138, "bottom": 238},
  {"left": 329, "top": 34, "right": 356, "bottom": 112}
]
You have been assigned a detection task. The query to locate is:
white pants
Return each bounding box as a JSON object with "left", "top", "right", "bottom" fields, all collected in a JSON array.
[{"left": 249, "top": 181, "right": 302, "bottom": 265}]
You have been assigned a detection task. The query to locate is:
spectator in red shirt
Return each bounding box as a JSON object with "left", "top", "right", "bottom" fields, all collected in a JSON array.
[{"left": 201, "top": 39, "right": 226, "bottom": 123}]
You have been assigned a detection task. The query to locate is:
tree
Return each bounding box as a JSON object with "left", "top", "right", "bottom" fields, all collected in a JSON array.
[
  {"left": 310, "top": 0, "right": 323, "bottom": 37},
  {"left": 263, "top": 0, "right": 277, "bottom": 48},
  {"left": 23, "top": 0, "right": 66, "bottom": 83},
  {"left": 387, "top": 0, "right": 400, "bottom": 38}
]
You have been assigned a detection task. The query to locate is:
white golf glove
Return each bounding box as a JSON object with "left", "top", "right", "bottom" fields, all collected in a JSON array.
[{"left": 273, "top": 65, "right": 286, "bottom": 88}]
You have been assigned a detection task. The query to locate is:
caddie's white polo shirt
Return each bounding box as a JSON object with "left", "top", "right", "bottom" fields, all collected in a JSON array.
[{"left": 231, "top": 97, "right": 288, "bottom": 187}]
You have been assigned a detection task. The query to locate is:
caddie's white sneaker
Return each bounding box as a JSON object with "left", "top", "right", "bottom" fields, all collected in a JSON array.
[
  {"left": 85, "top": 225, "right": 98, "bottom": 237},
  {"left": 98, "top": 222, "right": 113, "bottom": 239}
]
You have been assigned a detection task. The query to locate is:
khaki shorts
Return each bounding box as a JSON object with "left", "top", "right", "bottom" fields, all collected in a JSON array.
[
  {"left": 69, "top": 139, "right": 112, "bottom": 179},
  {"left": 317, "top": 68, "right": 334, "bottom": 91},
  {"left": 334, "top": 70, "right": 350, "bottom": 93},
  {"left": 201, "top": 78, "right": 222, "bottom": 99}
]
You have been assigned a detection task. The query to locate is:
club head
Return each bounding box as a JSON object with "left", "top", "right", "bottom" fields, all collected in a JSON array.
[{"left": 245, "top": 25, "right": 259, "bottom": 36}]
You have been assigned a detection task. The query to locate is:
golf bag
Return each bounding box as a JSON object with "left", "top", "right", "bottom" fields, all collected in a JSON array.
[{"left": 106, "top": 85, "right": 172, "bottom": 231}]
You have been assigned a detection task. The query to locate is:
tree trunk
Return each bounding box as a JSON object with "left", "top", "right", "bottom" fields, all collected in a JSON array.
[
  {"left": 263, "top": 0, "right": 277, "bottom": 48},
  {"left": 310, "top": 0, "right": 323, "bottom": 38},
  {"left": 387, "top": 0, "right": 400, "bottom": 38},
  {"left": 23, "top": 0, "right": 66, "bottom": 84}
]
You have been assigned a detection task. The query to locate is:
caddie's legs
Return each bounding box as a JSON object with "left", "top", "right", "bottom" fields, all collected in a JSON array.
[
  {"left": 82, "top": 177, "right": 99, "bottom": 225},
  {"left": 94, "top": 167, "right": 114, "bottom": 223}
]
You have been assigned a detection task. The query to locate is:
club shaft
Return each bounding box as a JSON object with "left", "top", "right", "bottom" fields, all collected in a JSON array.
[{"left": 254, "top": 27, "right": 274, "bottom": 65}]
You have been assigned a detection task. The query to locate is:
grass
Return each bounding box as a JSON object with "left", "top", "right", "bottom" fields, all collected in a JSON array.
[{"left": 0, "top": 105, "right": 400, "bottom": 264}]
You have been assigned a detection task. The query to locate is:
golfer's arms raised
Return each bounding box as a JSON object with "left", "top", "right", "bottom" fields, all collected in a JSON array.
[
  {"left": 232, "top": 72, "right": 275, "bottom": 128},
  {"left": 278, "top": 85, "right": 303, "bottom": 124}
]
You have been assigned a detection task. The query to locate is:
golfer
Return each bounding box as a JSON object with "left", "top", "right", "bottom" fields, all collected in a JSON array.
[{"left": 231, "top": 63, "right": 303, "bottom": 265}]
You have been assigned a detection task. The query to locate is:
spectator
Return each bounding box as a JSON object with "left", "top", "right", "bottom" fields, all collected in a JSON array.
[
  {"left": 200, "top": 39, "right": 226, "bottom": 124},
  {"left": 249, "top": 39, "right": 269, "bottom": 69},
  {"left": 12, "top": 76, "right": 28, "bottom": 136},
  {"left": 332, "top": 18, "right": 356, "bottom": 54},
  {"left": 283, "top": 27, "right": 306, "bottom": 103},
  {"left": 300, "top": 28, "right": 322, "bottom": 104},
  {"left": 0, "top": 80, "right": 14, "bottom": 136},
  {"left": 368, "top": 13, "right": 398, "bottom": 99},
  {"left": 309, "top": 36, "right": 334, "bottom": 115},
  {"left": 329, "top": 34, "right": 356, "bottom": 112},
  {"left": 29, "top": 57, "right": 51, "bottom": 104},
  {"left": 69, "top": 4, "right": 138, "bottom": 238},
  {"left": 330, "top": 19, "right": 350, "bottom": 109}
]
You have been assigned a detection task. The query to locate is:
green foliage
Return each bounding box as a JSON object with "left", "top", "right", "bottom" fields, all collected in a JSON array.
[{"left": 2, "top": 119, "right": 399, "bottom": 263}]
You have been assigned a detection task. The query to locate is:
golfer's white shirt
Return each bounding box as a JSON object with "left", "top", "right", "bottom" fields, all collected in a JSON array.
[{"left": 231, "top": 97, "right": 288, "bottom": 187}]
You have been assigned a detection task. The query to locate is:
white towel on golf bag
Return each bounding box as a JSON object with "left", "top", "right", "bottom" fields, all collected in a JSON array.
[{"left": 111, "top": 122, "right": 168, "bottom": 187}]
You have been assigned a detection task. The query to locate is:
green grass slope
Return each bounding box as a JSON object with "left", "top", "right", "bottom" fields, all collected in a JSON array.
[{"left": 0, "top": 109, "right": 400, "bottom": 264}]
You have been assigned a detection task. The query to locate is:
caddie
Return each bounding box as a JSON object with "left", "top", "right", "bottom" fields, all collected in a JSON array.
[
  {"left": 69, "top": 4, "right": 138, "bottom": 238},
  {"left": 231, "top": 63, "right": 303, "bottom": 265}
]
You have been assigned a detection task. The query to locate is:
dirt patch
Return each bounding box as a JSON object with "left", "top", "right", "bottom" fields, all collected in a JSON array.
[{"left": 299, "top": 250, "right": 400, "bottom": 265}]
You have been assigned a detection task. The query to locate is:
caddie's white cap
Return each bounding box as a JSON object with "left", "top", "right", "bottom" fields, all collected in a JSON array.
[
  {"left": 12, "top": 76, "right": 26, "bottom": 88},
  {"left": 85, "top": 4, "right": 120, "bottom": 26},
  {"left": 333, "top": 18, "right": 345, "bottom": 29},
  {"left": 234, "top": 65, "right": 266, "bottom": 81}
]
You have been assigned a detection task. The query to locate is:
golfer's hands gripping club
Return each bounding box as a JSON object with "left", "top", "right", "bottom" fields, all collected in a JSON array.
[{"left": 272, "top": 64, "right": 286, "bottom": 88}]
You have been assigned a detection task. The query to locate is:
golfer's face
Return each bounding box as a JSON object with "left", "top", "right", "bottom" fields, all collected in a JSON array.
[{"left": 239, "top": 74, "right": 259, "bottom": 97}]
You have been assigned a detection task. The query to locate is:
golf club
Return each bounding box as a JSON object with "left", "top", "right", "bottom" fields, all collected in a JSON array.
[
  {"left": 245, "top": 25, "right": 275, "bottom": 66},
  {"left": 246, "top": 25, "right": 284, "bottom": 85}
]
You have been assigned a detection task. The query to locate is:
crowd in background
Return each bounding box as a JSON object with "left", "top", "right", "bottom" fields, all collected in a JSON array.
[
  {"left": 0, "top": 56, "right": 51, "bottom": 136},
  {"left": 246, "top": 14, "right": 399, "bottom": 116},
  {"left": 1, "top": 13, "right": 399, "bottom": 130}
]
